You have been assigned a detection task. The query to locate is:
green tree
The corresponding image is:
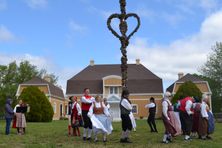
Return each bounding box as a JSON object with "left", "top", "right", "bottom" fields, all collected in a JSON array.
[
  {"left": 201, "top": 42, "right": 222, "bottom": 96},
  {"left": 200, "top": 42, "right": 222, "bottom": 112},
  {"left": 172, "top": 81, "right": 202, "bottom": 104},
  {"left": 193, "top": 74, "right": 222, "bottom": 113},
  {"left": 0, "top": 60, "right": 58, "bottom": 117},
  {"left": 19, "top": 86, "right": 54, "bottom": 122}
]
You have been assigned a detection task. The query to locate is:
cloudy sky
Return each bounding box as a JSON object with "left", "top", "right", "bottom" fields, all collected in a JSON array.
[{"left": 1, "top": 0, "right": 222, "bottom": 93}]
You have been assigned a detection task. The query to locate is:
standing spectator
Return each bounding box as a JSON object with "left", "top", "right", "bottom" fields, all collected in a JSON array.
[
  {"left": 14, "top": 100, "right": 27, "bottom": 135},
  {"left": 5, "top": 97, "right": 14, "bottom": 135},
  {"left": 145, "top": 97, "right": 158, "bottom": 133}
]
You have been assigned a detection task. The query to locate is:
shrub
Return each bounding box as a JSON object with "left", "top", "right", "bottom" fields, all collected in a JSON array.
[
  {"left": 172, "top": 81, "right": 202, "bottom": 104},
  {"left": 19, "top": 86, "right": 54, "bottom": 122}
]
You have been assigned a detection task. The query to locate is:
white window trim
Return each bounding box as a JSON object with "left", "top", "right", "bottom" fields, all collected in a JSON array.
[
  {"left": 54, "top": 102, "right": 57, "bottom": 113},
  {"left": 132, "top": 104, "right": 138, "bottom": 114}
]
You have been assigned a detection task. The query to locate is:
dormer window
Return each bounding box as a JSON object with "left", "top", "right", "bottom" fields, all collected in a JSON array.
[{"left": 110, "top": 86, "right": 118, "bottom": 94}]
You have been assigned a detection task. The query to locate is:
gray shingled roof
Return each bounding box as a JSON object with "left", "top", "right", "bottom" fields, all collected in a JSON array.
[
  {"left": 166, "top": 73, "right": 204, "bottom": 92},
  {"left": 66, "top": 64, "right": 163, "bottom": 94},
  {"left": 21, "top": 77, "right": 65, "bottom": 99}
]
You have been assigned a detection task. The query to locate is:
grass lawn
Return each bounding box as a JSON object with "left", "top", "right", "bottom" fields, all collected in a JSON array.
[{"left": 0, "top": 119, "right": 221, "bottom": 148}]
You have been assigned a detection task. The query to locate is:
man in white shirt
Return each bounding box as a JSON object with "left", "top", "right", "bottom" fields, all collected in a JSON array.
[
  {"left": 198, "top": 94, "right": 210, "bottom": 140},
  {"left": 120, "top": 89, "right": 134, "bottom": 143},
  {"left": 145, "top": 97, "right": 158, "bottom": 133}
]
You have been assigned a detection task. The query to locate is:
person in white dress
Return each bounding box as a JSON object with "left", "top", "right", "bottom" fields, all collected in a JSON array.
[{"left": 88, "top": 95, "right": 112, "bottom": 142}]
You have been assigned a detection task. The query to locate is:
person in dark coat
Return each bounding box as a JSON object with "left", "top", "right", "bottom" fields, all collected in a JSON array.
[{"left": 5, "top": 97, "right": 14, "bottom": 135}]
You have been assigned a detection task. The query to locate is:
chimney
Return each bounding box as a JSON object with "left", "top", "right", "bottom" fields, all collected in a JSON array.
[
  {"left": 43, "top": 75, "right": 51, "bottom": 83},
  {"left": 178, "top": 72, "right": 184, "bottom": 80},
  {"left": 90, "top": 60, "right": 94, "bottom": 66},
  {"left": 136, "top": 59, "right": 140, "bottom": 65}
]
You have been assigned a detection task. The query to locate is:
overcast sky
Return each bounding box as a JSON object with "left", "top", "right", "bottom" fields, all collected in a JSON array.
[{"left": 1, "top": 0, "right": 222, "bottom": 93}]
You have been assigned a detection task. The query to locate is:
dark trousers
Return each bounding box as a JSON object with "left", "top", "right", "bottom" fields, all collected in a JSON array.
[
  {"left": 121, "top": 114, "right": 132, "bottom": 131},
  {"left": 147, "top": 113, "right": 157, "bottom": 132},
  {"left": 180, "top": 112, "right": 193, "bottom": 135},
  {"left": 82, "top": 110, "right": 92, "bottom": 129},
  {"left": 5, "top": 117, "right": 12, "bottom": 135}
]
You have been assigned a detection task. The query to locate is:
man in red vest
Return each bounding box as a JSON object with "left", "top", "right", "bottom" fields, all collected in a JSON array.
[
  {"left": 81, "top": 88, "right": 95, "bottom": 141},
  {"left": 179, "top": 96, "right": 194, "bottom": 140}
]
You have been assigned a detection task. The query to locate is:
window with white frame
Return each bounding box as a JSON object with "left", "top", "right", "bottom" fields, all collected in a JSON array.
[
  {"left": 110, "top": 87, "right": 118, "bottom": 94},
  {"left": 53, "top": 102, "right": 57, "bottom": 113},
  {"left": 132, "top": 104, "right": 138, "bottom": 114}
]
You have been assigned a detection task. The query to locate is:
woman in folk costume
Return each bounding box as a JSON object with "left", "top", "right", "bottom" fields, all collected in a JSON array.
[
  {"left": 71, "top": 96, "right": 82, "bottom": 136},
  {"left": 14, "top": 100, "right": 27, "bottom": 135},
  {"left": 88, "top": 95, "right": 112, "bottom": 142},
  {"left": 191, "top": 97, "right": 201, "bottom": 137},
  {"left": 162, "top": 92, "right": 180, "bottom": 143},
  {"left": 178, "top": 96, "right": 194, "bottom": 140},
  {"left": 198, "top": 94, "right": 214, "bottom": 140},
  {"left": 120, "top": 89, "right": 136, "bottom": 143},
  {"left": 67, "top": 96, "right": 73, "bottom": 136},
  {"left": 81, "top": 88, "right": 95, "bottom": 141},
  {"left": 145, "top": 97, "right": 158, "bottom": 133}
]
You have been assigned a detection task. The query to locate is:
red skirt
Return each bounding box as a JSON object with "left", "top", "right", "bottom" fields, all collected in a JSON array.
[
  {"left": 162, "top": 111, "right": 177, "bottom": 136},
  {"left": 12, "top": 116, "right": 17, "bottom": 128}
]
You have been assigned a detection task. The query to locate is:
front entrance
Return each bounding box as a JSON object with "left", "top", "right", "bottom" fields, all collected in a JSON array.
[
  {"left": 107, "top": 95, "right": 121, "bottom": 121},
  {"left": 109, "top": 103, "right": 120, "bottom": 121},
  {"left": 60, "top": 104, "right": 63, "bottom": 117}
]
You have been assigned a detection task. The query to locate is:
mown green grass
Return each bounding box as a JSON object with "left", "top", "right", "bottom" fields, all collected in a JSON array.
[{"left": 0, "top": 120, "right": 221, "bottom": 148}]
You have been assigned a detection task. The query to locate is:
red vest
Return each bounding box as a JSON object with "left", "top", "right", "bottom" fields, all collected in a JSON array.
[
  {"left": 179, "top": 97, "right": 194, "bottom": 112},
  {"left": 81, "top": 95, "right": 93, "bottom": 111}
]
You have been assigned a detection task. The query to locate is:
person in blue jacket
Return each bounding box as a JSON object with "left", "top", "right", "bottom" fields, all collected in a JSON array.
[{"left": 5, "top": 97, "right": 14, "bottom": 135}]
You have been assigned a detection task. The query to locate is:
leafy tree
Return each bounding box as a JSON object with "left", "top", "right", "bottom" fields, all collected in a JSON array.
[
  {"left": 172, "top": 81, "right": 202, "bottom": 104},
  {"left": 19, "top": 86, "right": 54, "bottom": 122},
  {"left": 201, "top": 42, "right": 222, "bottom": 96},
  {"left": 200, "top": 42, "right": 222, "bottom": 113},
  {"left": 0, "top": 60, "right": 58, "bottom": 117},
  {"left": 193, "top": 74, "right": 222, "bottom": 113}
]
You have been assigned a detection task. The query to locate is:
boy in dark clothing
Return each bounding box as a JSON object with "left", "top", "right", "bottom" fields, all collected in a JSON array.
[{"left": 5, "top": 97, "right": 14, "bottom": 135}]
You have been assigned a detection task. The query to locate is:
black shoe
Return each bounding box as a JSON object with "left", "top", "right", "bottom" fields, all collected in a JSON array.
[
  {"left": 206, "top": 136, "right": 212, "bottom": 140},
  {"left": 167, "top": 137, "right": 172, "bottom": 142},
  {"left": 120, "top": 138, "right": 126, "bottom": 143},
  {"left": 83, "top": 137, "right": 86, "bottom": 141},
  {"left": 87, "top": 137, "right": 91, "bottom": 141},
  {"left": 125, "top": 138, "right": 132, "bottom": 143},
  {"left": 154, "top": 130, "right": 158, "bottom": 133}
]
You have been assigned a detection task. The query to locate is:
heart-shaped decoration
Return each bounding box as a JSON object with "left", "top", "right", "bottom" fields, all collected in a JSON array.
[{"left": 107, "top": 13, "right": 140, "bottom": 40}]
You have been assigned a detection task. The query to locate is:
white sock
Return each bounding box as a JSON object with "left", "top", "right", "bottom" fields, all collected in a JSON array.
[
  {"left": 125, "top": 130, "right": 130, "bottom": 138},
  {"left": 88, "top": 129, "right": 92, "bottom": 138},
  {"left": 94, "top": 132, "right": 98, "bottom": 141},
  {"left": 185, "top": 135, "right": 190, "bottom": 140},
  {"left": 121, "top": 131, "right": 125, "bottom": 139},
  {"left": 163, "top": 134, "right": 168, "bottom": 141},
  {"left": 83, "top": 128, "right": 87, "bottom": 137},
  {"left": 103, "top": 133, "right": 107, "bottom": 141}
]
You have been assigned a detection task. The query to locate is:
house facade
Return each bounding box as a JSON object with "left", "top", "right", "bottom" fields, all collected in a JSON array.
[
  {"left": 66, "top": 60, "right": 164, "bottom": 120},
  {"left": 167, "top": 73, "right": 212, "bottom": 108},
  {"left": 16, "top": 76, "right": 68, "bottom": 120}
]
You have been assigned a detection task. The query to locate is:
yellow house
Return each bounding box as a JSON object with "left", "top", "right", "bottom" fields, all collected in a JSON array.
[
  {"left": 167, "top": 73, "right": 212, "bottom": 108},
  {"left": 16, "top": 76, "right": 68, "bottom": 120},
  {"left": 66, "top": 60, "right": 164, "bottom": 120}
]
